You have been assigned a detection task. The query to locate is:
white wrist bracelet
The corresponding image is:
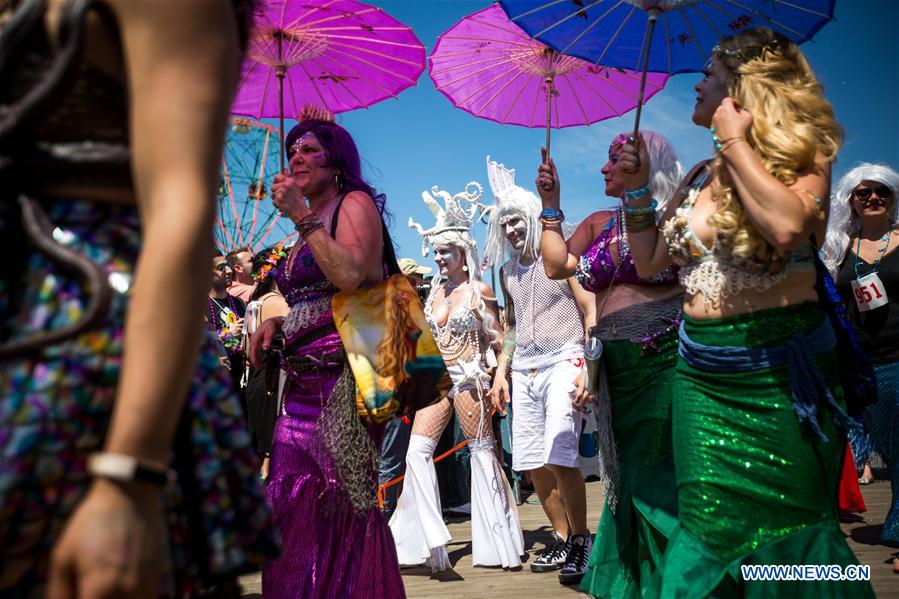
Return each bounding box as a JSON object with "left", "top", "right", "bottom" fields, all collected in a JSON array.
[{"left": 87, "top": 452, "right": 174, "bottom": 486}]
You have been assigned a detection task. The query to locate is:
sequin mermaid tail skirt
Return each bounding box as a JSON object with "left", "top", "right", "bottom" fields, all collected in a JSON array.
[
  {"left": 867, "top": 361, "right": 899, "bottom": 543},
  {"left": 580, "top": 328, "right": 679, "bottom": 599},
  {"left": 0, "top": 200, "right": 279, "bottom": 598},
  {"left": 263, "top": 335, "right": 405, "bottom": 599},
  {"left": 661, "top": 304, "right": 874, "bottom": 598}
]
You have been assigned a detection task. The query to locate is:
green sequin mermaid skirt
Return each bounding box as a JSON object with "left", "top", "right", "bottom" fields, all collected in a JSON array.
[
  {"left": 580, "top": 329, "right": 679, "bottom": 598},
  {"left": 661, "top": 303, "right": 874, "bottom": 598}
]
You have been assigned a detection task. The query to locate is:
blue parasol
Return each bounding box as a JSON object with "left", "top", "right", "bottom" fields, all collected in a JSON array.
[{"left": 499, "top": 0, "right": 835, "bottom": 137}]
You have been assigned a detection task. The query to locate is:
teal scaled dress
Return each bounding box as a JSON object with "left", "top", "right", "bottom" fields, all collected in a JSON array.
[
  {"left": 575, "top": 209, "right": 683, "bottom": 598},
  {"left": 660, "top": 193, "right": 873, "bottom": 597}
]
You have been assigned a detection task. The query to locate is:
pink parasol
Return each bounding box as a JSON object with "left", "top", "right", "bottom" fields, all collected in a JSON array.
[
  {"left": 429, "top": 3, "right": 669, "bottom": 160},
  {"left": 232, "top": 0, "right": 426, "bottom": 167}
]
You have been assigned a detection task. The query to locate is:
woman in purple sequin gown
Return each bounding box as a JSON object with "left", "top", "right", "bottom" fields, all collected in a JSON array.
[{"left": 250, "top": 113, "right": 405, "bottom": 598}]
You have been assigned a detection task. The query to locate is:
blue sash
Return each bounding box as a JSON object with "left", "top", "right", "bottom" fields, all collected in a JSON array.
[{"left": 678, "top": 319, "right": 850, "bottom": 441}]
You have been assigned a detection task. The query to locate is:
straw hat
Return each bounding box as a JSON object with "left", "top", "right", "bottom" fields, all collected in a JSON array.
[{"left": 397, "top": 258, "right": 432, "bottom": 276}]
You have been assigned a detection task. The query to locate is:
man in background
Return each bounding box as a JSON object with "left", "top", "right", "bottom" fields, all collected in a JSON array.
[{"left": 226, "top": 246, "right": 255, "bottom": 302}]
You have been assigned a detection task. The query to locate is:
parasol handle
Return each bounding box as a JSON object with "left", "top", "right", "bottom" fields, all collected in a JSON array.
[
  {"left": 631, "top": 8, "right": 661, "bottom": 146},
  {"left": 276, "top": 32, "right": 286, "bottom": 172},
  {"left": 277, "top": 66, "right": 285, "bottom": 172},
  {"left": 544, "top": 74, "right": 554, "bottom": 164}
]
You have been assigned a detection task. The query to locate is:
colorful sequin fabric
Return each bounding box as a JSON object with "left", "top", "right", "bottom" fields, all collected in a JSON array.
[
  {"left": 0, "top": 200, "right": 279, "bottom": 597},
  {"left": 576, "top": 208, "right": 678, "bottom": 294},
  {"left": 581, "top": 309, "right": 679, "bottom": 599},
  {"left": 661, "top": 303, "right": 874, "bottom": 597},
  {"left": 265, "top": 232, "right": 405, "bottom": 598}
]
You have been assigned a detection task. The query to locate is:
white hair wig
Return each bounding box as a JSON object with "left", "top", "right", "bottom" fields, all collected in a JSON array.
[
  {"left": 482, "top": 187, "right": 542, "bottom": 271},
  {"left": 610, "top": 130, "right": 685, "bottom": 210},
  {"left": 428, "top": 228, "right": 500, "bottom": 345},
  {"left": 822, "top": 162, "right": 899, "bottom": 278}
]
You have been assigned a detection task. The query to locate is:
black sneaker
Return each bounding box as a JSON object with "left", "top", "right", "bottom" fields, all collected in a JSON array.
[
  {"left": 530, "top": 531, "right": 568, "bottom": 573},
  {"left": 558, "top": 533, "right": 592, "bottom": 585}
]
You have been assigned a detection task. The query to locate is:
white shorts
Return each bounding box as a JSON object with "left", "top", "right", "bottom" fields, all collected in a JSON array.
[{"left": 511, "top": 359, "right": 582, "bottom": 471}]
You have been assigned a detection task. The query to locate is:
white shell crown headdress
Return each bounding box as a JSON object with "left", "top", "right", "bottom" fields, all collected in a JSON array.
[{"left": 409, "top": 181, "right": 484, "bottom": 257}]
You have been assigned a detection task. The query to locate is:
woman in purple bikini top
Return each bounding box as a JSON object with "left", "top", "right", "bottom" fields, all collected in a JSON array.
[
  {"left": 538, "top": 130, "right": 685, "bottom": 327},
  {"left": 576, "top": 206, "right": 679, "bottom": 294}
]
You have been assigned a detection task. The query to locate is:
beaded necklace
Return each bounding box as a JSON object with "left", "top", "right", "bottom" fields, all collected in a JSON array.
[
  {"left": 426, "top": 280, "right": 480, "bottom": 364},
  {"left": 441, "top": 278, "right": 465, "bottom": 308},
  {"left": 854, "top": 229, "right": 894, "bottom": 278},
  {"left": 208, "top": 294, "right": 237, "bottom": 324},
  {"left": 208, "top": 294, "right": 240, "bottom": 351}
]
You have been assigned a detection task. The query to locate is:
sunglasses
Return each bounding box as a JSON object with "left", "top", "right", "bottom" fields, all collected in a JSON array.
[
  {"left": 852, "top": 185, "right": 892, "bottom": 201},
  {"left": 214, "top": 263, "right": 230, "bottom": 272}
]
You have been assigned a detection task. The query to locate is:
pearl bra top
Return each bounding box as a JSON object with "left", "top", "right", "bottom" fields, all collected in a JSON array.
[{"left": 661, "top": 167, "right": 814, "bottom": 306}]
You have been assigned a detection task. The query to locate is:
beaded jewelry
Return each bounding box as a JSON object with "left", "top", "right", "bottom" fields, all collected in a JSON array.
[
  {"left": 539, "top": 208, "right": 564, "bottom": 225},
  {"left": 709, "top": 126, "right": 744, "bottom": 153},
  {"left": 854, "top": 231, "right": 893, "bottom": 279},
  {"left": 718, "top": 138, "right": 745, "bottom": 154},
  {"left": 208, "top": 295, "right": 241, "bottom": 351},
  {"left": 623, "top": 199, "right": 657, "bottom": 234},
  {"left": 624, "top": 184, "right": 651, "bottom": 203},
  {"left": 295, "top": 213, "right": 325, "bottom": 238},
  {"left": 623, "top": 199, "right": 657, "bottom": 214}
]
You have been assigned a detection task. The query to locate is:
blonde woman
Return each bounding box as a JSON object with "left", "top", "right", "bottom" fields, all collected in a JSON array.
[
  {"left": 390, "top": 184, "right": 523, "bottom": 571},
  {"left": 613, "top": 28, "right": 873, "bottom": 597}
]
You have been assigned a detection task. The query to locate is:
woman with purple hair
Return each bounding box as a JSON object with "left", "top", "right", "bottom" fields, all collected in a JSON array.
[
  {"left": 249, "top": 107, "right": 405, "bottom": 597},
  {"left": 536, "top": 131, "right": 685, "bottom": 596}
]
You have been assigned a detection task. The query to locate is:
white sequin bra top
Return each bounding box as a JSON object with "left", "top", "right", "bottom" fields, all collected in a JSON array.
[{"left": 661, "top": 184, "right": 814, "bottom": 307}]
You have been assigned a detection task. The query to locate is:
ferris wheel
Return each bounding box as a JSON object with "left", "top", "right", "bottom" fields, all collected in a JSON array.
[{"left": 216, "top": 118, "right": 296, "bottom": 254}]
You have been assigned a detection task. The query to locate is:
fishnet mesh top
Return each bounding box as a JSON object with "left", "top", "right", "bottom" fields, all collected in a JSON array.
[{"left": 503, "top": 255, "right": 584, "bottom": 371}]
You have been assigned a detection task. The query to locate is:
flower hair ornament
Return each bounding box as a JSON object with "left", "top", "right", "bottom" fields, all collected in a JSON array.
[
  {"left": 252, "top": 245, "right": 287, "bottom": 282},
  {"left": 481, "top": 155, "right": 542, "bottom": 269},
  {"left": 409, "top": 181, "right": 484, "bottom": 257}
]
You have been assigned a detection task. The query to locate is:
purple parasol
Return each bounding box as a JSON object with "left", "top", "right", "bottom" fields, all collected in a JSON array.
[
  {"left": 232, "top": 0, "right": 426, "bottom": 166},
  {"left": 429, "top": 3, "right": 668, "bottom": 159}
]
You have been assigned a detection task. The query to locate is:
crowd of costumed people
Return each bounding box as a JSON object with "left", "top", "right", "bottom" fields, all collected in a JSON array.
[{"left": 0, "top": 1, "right": 895, "bottom": 597}]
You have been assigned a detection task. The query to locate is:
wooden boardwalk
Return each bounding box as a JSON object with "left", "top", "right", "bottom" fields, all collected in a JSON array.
[{"left": 241, "top": 478, "right": 897, "bottom": 598}]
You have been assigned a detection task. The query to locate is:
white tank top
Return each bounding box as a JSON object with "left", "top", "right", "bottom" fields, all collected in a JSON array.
[{"left": 503, "top": 255, "right": 584, "bottom": 371}]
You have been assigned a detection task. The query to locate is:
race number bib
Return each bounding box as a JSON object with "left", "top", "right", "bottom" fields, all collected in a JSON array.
[{"left": 851, "top": 272, "right": 889, "bottom": 312}]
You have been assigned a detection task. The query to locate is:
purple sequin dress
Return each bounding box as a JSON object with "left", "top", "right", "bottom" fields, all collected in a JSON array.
[{"left": 263, "top": 242, "right": 405, "bottom": 599}]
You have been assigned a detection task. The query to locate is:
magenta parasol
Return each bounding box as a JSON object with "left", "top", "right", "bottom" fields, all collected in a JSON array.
[
  {"left": 232, "top": 0, "right": 426, "bottom": 167},
  {"left": 429, "top": 3, "right": 669, "bottom": 159}
]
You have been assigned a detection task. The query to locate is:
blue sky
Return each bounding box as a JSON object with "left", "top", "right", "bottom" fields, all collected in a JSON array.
[{"left": 258, "top": 0, "right": 898, "bottom": 266}]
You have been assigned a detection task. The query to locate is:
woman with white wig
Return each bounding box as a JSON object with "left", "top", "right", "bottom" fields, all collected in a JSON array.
[
  {"left": 823, "top": 162, "right": 899, "bottom": 573},
  {"left": 389, "top": 182, "right": 524, "bottom": 572},
  {"left": 535, "top": 130, "right": 685, "bottom": 597}
]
